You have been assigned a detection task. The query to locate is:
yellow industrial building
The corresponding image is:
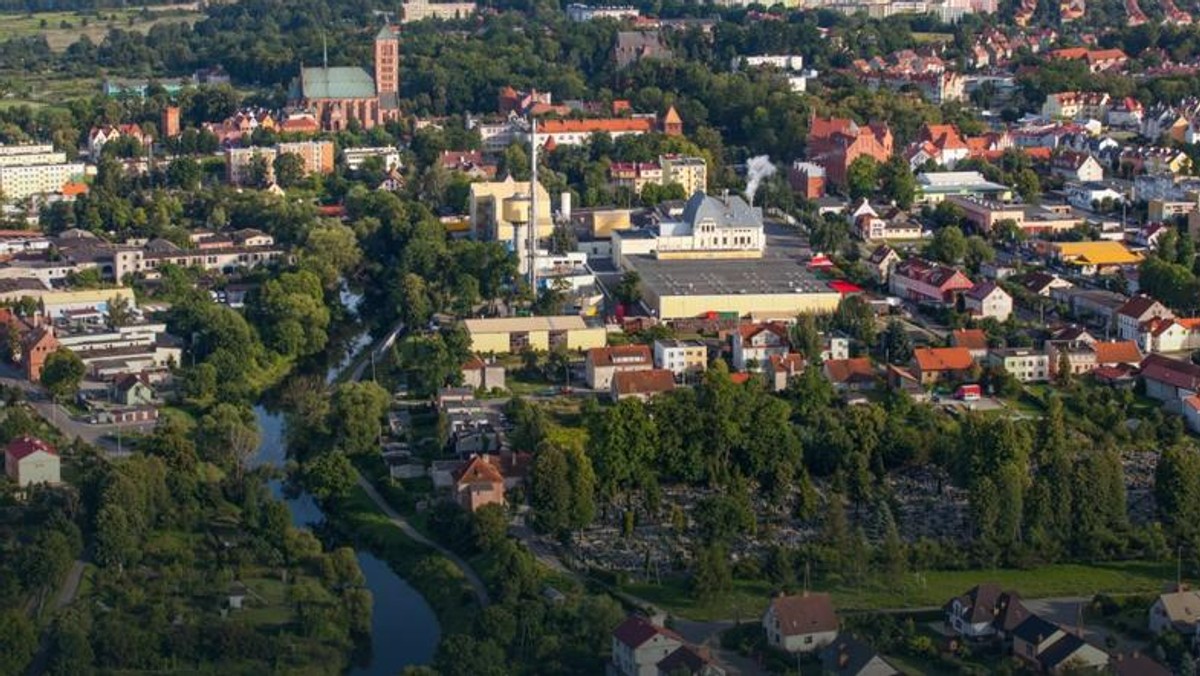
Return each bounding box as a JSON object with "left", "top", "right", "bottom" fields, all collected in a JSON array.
[
  {"left": 463, "top": 315, "right": 607, "bottom": 354},
  {"left": 468, "top": 177, "right": 554, "bottom": 242},
  {"left": 1049, "top": 241, "right": 1143, "bottom": 267}
]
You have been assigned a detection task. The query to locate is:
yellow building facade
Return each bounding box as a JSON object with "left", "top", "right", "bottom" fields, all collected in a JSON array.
[{"left": 464, "top": 316, "right": 607, "bottom": 353}]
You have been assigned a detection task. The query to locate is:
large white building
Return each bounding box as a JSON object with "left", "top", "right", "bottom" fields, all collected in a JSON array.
[
  {"left": 0, "top": 145, "right": 84, "bottom": 202},
  {"left": 401, "top": 0, "right": 476, "bottom": 22},
  {"left": 654, "top": 191, "right": 765, "bottom": 259},
  {"left": 566, "top": 3, "right": 639, "bottom": 21}
]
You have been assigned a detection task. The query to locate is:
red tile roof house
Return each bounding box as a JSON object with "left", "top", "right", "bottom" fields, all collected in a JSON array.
[
  {"left": 951, "top": 328, "right": 990, "bottom": 360},
  {"left": 731, "top": 322, "right": 790, "bottom": 371},
  {"left": 888, "top": 259, "right": 974, "bottom": 306},
  {"left": 4, "top": 435, "right": 60, "bottom": 487},
  {"left": 765, "top": 353, "right": 806, "bottom": 391},
  {"left": 586, "top": 344, "right": 653, "bottom": 390},
  {"left": 762, "top": 592, "right": 839, "bottom": 654},
  {"left": 611, "top": 369, "right": 676, "bottom": 401},
  {"left": 610, "top": 615, "right": 684, "bottom": 676},
  {"left": 1141, "top": 353, "right": 1200, "bottom": 410},
  {"left": 822, "top": 357, "right": 877, "bottom": 391},
  {"left": 451, "top": 455, "right": 505, "bottom": 513},
  {"left": 913, "top": 347, "right": 976, "bottom": 386}
]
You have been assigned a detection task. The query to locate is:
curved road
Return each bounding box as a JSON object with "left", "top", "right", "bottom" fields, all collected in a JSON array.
[{"left": 355, "top": 474, "right": 491, "bottom": 607}]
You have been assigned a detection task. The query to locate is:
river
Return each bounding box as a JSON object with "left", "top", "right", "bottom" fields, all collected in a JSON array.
[{"left": 249, "top": 287, "right": 441, "bottom": 674}]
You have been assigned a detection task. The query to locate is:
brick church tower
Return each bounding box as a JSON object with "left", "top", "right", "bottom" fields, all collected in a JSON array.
[{"left": 375, "top": 26, "right": 400, "bottom": 98}]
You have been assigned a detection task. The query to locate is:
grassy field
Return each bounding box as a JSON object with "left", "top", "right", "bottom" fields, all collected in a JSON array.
[
  {"left": 624, "top": 560, "right": 1176, "bottom": 621},
  {"left": 0, "top": 5, "right": 204, "bottom": 51}
]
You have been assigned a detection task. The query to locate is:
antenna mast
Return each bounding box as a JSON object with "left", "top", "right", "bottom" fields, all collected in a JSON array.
[{"left": 322, "top": 31, "right": 328, "bottom": 69}]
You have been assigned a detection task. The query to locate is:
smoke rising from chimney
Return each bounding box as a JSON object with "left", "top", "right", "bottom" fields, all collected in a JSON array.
[{"left": 744, "top": 155, "right": 776, "bottom": 206}]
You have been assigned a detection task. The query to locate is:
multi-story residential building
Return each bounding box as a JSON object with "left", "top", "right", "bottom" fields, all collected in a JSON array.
[
  {"left": 1137, "top": 317, "right": 1200, "bottom": 353},
  {"left": 533, "top": 117, "right": 657, "bottom": 147},
  {"left": 987, "top": 348, "right": 1050, "bottom": 382},
  {"left": 566, "top": 3, "right": 639, "bottom": 21},
  {"left": 0, "top": 145, "right": 64, "bottom": 167},
  {"left": 609, "top": 161, "right": 665, "bottom": 195},
  {"left": 226, "top": 147, "right": 278, "bottom": 185},
  {"left": 1051, "top": 151, "right": 1105, "bottom": 182},
  {"left": 0, "top": 161, "right": 86, "bottom": 202},
  {"left": 653, "top": 339, "right": 707, "bottom": 379},
  {"left": 1041, "top": 91, "right": 1111, "bottom": 120},
  {"left": 660, "top": 154, "right": 707, "bottom": 195},
  {"left": 889, "top": 259, "right": 973, "bottom": 305},
  {"left": 343, "top": 146, "right": 401, "bottom": 171},
  {"left": 586, "top": 344, "right": 654, "bottom": 389},
  {"left": 806, "top": 116, "right": 894, "bottom": 189},
  {"left": 276, "top": 140, "right": 335, "bottom": 175},
  {"left": 401, "top": 0, "right": 476, "bottom": 22}
]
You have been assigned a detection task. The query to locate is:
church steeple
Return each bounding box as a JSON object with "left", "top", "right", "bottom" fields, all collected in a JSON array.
[{"left": 374, "top": 25, "right": 400, "bottom": 96}]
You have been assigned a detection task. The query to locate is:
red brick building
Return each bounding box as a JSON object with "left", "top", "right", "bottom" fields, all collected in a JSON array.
[
  {"left": 287, "top": 26, "right": 402, "bottom": 131},
  {"left": 806, "top": 116, "right": 894, "bottom": 191}
]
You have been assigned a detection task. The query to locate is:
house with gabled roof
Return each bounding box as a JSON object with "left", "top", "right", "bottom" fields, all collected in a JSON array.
[
  {"left": 1115, "top": 295, "right": 1172, "bottom": 341},
  {"left": 1020, "top": 271, "right": 1073, "bottom": 297},
  {"left": 611, "top": 369, "right": 675, "bottom": 401},
  {"left": 866, "top": 244, "right": 900, "bottom": 285},
  {"left": 889, "top": 258, "right": 973, "bottom": 306},
  {"left": 763, "top": 592, "right": 839, "bottom": 653},
  {"left": 822, "top": 358, "right": 877, "bottom": 391},
  {"left": 1149, "top": 588, "right": 1200, "bottom": 644},
  {"left": 951, "top": 328, "right": 990, "bottom": 360},
  {"left": 945, "top": 584, "right": 1031, "bottom": 639},
  {"left": 1141, "top": 354, "right": 1200, "bottom": 406},
  {"left": 732, "top": 322, "right": 790, "bottom": 371},
  {"left": 765, "top": 353, "right": 806, "bottom": 392},
  {"left": 913, "top": 347, "right": 975, "bottom": 386},
  {"left": 451, "top": 455, "right": 505, "bottom": 512},
  {"left": 965, "top": 282, "right": 1012, "bottom": 321},
  {"left": 5, "top": 436, "right": 59, "bottom": 487},
  {"left": 611, "top": 615, "right": 685, "bottom": 676},
  {"left": 587, "top": 344, "right": 653, "bottom": 389},
  {"left": 819, "top": 635, "right": 901, "bottom": 676},
  {"left": 655, "top": 645, "right": 725, "bottom": 676}
]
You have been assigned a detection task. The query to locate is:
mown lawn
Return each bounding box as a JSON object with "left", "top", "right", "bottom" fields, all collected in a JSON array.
[
  {"left": 625, "top": 560, "right": 1175, "bottom": 621},
  {"left": 0, "top": 7, "right": 203, "bottom": 51}
]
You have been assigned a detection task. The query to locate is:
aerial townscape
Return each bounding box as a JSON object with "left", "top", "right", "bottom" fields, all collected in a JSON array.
[{"left": 8, "top": 0, "right": 1200, "bottom": 675}]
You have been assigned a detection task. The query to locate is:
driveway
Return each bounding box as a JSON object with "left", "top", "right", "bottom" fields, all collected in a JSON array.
[{"left": 1021, "top": 598, "right": 1143, "bottom": 654}]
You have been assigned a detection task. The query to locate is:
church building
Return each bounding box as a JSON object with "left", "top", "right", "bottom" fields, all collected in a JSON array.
[{"left": 288, "top": 26, "right": 402, "bottom": 131}]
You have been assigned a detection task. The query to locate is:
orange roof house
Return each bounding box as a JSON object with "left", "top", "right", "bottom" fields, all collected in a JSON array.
[
  {"left": 452, "top": 455, "right": 505, "bottom": 512},
  {"left": 22, "top": 328, "right": 58, "bottom": 383},
  {"left": 1093, "top": 341, "right": 1143, "bottom": 366},
  {"left": 60, "top": 181, "right": 89, "bottom": 199},
  {"left": 951, "top": 328, "right": 989, "bottom": 358},
  {"left": 822, "top": 357, "right": 877, "bottom": 391},
  {"left": 913, "top": 346, "right": 975, "bottom": 386}
]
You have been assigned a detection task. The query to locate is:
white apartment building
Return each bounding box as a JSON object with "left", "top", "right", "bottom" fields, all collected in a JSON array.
[
  {"left": 566, "top": 3, "right": 639, "bottom": 21},
  {"left": 343, "top": 146, "right": 401, "bottom": 171},
  {"left": 653, "top": 339, "right": 707, "bottom": 378},
  {"left": 0, "top": 162, "right": 86, "bottom": 201},
  {"left": 986, "top": 348, "right": 1050, "bottom": 382},
  {"left": 401, "top": 0, "right": 476, "bottom": 22},
  {"left": 0, "top": 150, "right": 66, "bottom": 167},
  {"left": 0, "top": 144, "right": 55, "bottom": 156}
]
